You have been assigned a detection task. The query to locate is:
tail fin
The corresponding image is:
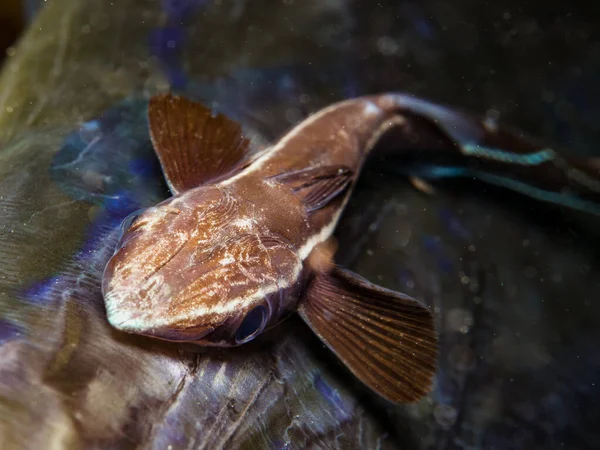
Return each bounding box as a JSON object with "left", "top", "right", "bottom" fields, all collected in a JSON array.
[{"left": 371, "top": 94, "right": 600, "bottom": 215}]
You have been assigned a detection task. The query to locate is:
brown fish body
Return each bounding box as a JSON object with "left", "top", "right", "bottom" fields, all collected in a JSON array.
[
  {"left": 103, "top": 183, "right": 306, "bottom": 343},
  {"left": 104, "top": 97, "right": 399, "bottom": 341},
  {"left": 103, "top": 93, "right": 600, "bottom": 403}
]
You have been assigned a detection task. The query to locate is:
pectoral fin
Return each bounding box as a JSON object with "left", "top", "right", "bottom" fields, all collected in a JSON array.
[
  {"left": 270, "top": 165, "right": 354, "bottom": 212},
  {"left": 298, "top": 266, "right": 437, "bottom": 403},
  {"left": 148, "top": 93, "right": 253, "bottom": 194}
]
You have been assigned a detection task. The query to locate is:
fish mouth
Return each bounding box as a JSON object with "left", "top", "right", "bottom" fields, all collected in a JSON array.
[
  {"left": 105, "top": 303, "right": 215, "bottom": 342},
  {"left": 142, "top": 325, "right": 216, "bottom": 343},
  {"left": 104, "top": 288, "right": 223, "bottom": 343}
]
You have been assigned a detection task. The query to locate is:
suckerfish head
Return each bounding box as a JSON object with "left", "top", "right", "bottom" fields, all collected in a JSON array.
[{"left": 102, "top": 185, "right": 303, "bottom": 346}]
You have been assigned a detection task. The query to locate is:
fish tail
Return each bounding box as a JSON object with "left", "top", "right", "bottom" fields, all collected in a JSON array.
[{"left": 369, "top": 93, "right": 600, "bottom": 215}]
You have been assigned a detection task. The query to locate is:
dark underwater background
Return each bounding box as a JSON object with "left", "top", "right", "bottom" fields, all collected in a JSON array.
[{"left": 0, "top": 1, "right": 598, "bottom": 449}]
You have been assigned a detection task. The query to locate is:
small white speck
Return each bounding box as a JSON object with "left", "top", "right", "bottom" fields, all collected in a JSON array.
[
  {"left": 363, "top": 101, "right": 381, "bottom": 117},
  {"left": 219, "top": 256, "right": 235, "bottom": 266}
]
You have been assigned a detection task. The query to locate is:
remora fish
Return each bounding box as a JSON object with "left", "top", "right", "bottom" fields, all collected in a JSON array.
[{"left": 102, "top": 93, "right": 600, "bottom": 403}]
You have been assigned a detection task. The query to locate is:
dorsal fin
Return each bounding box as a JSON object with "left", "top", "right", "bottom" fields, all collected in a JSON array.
[
  {"left": 148, "top": 93, "right": 253, "bottom": 194},
  {"left": 270, "top": 165, "right": 354, "bottom": 212}
]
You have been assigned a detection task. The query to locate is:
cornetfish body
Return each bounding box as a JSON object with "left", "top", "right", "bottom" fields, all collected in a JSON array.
[{"left": 102, "top": 93, "right": 600, "bottom": 403}]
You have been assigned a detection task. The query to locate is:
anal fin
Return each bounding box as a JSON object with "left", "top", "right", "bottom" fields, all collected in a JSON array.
[{"left": 298, "top": 266, "right": 438, "bottom": 403}]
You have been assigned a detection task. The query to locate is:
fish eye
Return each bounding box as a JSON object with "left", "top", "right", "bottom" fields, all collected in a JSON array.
[{"left": 235, "top": 305, "right": 267, "bottom": 344}]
